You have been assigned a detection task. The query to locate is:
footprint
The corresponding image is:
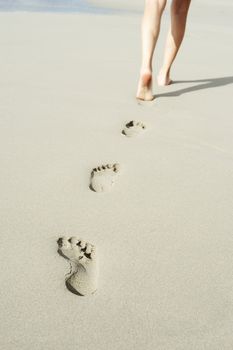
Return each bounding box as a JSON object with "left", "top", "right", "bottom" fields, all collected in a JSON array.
[
  {"left": 122, "top": 120, "right": 146, "bottom": 137},
  {"left": 57, "top": 236, "right": 98, "bottom": 296},
  {"left": 90, "top": 163, "right": 120, "bottom": 193}
]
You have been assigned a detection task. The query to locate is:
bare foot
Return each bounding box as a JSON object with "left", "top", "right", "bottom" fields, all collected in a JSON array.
[
  {"left": 136, "top": 70, "right": 154, "bottom": 101},
  {"left": 157, "top": 69, "right": 172, "bottom": 86}
]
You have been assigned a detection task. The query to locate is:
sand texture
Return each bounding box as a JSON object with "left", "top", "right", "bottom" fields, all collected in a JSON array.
[{"left": 0, "top": 1, "right": 233, "bottom": 349}]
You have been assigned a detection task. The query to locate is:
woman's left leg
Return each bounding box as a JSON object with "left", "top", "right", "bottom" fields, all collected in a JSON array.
[{"left": 157, "top": 0, "right": 191, "bottom": 86}]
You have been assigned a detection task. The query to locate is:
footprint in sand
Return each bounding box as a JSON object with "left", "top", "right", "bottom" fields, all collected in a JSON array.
[
  {"left": 122, "top": 120, "right": 146, "bottom": 137},
  {"left": 90, "top": 163, "right": 120, "bottom": 193},
  {"left": 57, "top": 237, "right": 98, "bottom": 296}
]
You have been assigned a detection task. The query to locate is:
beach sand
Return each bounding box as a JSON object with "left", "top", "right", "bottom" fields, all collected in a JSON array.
[{"left": 0, "top": 1, "right": 233, "bottom": 349}]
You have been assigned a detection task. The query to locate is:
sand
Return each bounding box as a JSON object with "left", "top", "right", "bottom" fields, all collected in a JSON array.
[
  {"left": 57, "top": 236, "right": 98, "bottom": 296},
  {"left": 0, "top": 1, "right": 233, "bottom": 349}
]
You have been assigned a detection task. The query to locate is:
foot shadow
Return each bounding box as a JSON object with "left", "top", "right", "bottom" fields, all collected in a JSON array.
[
  {"left": 154, "top": 76, "right": 233, "bottom": 98},
  {"left": 65, "top": 280, "right": 84, "bottom": 297},
  {"left": 57, "top": 247, "right": 84, "bottom": 297}
]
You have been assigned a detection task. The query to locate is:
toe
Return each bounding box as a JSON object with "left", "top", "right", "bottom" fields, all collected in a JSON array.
[
  {"left": 79, "top": 240, "right": 86, "bottom": 249},
  {"left": 90, "top": 249, "right": 96, "bottom": 260},
  {"left": 113, "top": 163, "right": 120, "bottom": 172},
  {"left": 69, "top": 237, "right": 80, "bottom": 247},
  {"left": 57, "top": 237, "right": 63, "bottom": 247},
  {"left": 126, "top": 120, "right": 134, "bottom": 128},
  {"left": 84, "top": 252, "right": 92, "bottom": 259},
  {"left": 85, "top": 243, "right": 93, "bottom": 254},
  {"left": 58, "top": 237, "right": 71, "bottom": 249}
]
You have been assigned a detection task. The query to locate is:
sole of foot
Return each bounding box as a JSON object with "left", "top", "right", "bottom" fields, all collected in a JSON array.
[
  {"left": 122, "top": 120, "right": 146, "bottom": 137},
  {"left": 136, "top": 72, "right": 154, "bottom": 101},
  {"left": 57, "top": 236, "right": 98, "bottom": 296},
  {"left": 90, "top": 163, "right": 120, "bottom": 193}
]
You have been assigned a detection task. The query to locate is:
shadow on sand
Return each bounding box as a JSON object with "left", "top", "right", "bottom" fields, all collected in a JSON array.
[
  {"left": 65, "top": 280, "right": 84, "bottom": 296},
  {"left": 57, "top": 247, "right": 83, "bottom": 296},
  {"left": 155, "top": 76, "right": 233, "bottom": 98}
]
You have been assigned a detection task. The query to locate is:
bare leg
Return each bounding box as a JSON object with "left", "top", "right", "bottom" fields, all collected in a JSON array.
[
  {"left": 136, "top": 0, "right": 167, "bottom": 101},
  {"left": 158, "top": 0, "right": 191, "bottom": 86}
]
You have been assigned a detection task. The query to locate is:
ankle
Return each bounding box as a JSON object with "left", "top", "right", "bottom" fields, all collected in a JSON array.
[{"left": 159, "top": 67, "right": 170, "bottom": 76}]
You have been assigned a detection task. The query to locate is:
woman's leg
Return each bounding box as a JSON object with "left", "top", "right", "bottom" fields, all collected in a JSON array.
[
  {"left": 136, "top": 0, "right": 167, "bottom": 101},
  {"left": 157, "top": 0, "right": 191, "bottom": 86}
]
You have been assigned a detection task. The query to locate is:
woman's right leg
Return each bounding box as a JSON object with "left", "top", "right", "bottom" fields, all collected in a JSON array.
[{"left": 136, "top": 0, "right": 167, "bottom": 101}]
